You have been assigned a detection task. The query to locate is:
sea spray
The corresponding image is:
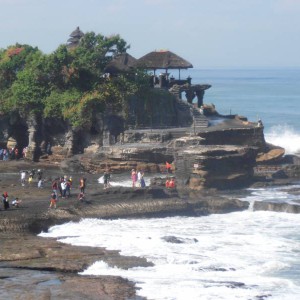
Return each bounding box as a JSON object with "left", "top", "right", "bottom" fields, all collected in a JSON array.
[
  {"left": 40, "top": 211, "right": 300, "bottom": 300},
  {"left": 265, "top": 124, "right": 300, "bottom": 155}
]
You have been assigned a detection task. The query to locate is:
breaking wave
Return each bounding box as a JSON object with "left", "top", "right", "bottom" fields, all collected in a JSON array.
[{"left": 265, "top": 125, "right": 300, "bottom": 155}]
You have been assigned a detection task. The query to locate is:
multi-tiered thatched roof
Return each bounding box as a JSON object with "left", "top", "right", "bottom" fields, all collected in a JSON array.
[
  {"left": 67, "top": 26, "right": 84, "bottom": 49},
  {"left": 105, "top": 53, "right": 137, "bottom": 74}
]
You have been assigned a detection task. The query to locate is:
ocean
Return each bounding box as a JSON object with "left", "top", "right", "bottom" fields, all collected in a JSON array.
[{"left": 39, "top": 68, "right": 300, "bottom": 300}]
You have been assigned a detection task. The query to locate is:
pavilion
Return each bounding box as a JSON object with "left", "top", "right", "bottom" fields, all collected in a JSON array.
[{"left": 135, "top": 50, "right": 193, "bottom": 87}]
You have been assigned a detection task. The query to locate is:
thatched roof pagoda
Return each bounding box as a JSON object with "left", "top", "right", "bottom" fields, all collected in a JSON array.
[
  {"left": 105, "top": 53, "right": 137, "bottom": 74},
  {"left": 136, "top": 50, "right": 193, "bottom": 70},
  {"left": 67, "top": 26, "right": 84, "bottom": 49}
]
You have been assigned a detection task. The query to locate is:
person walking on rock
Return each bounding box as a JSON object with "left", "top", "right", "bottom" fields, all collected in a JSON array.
[
  {"left": 79, "top": 177, "right": 86, "bottom": 193},
  {"left": 49, "top": 192, "right": 57, "bottom": 209},
  {"left": 20, "top": 170, "right": 26, "bottom": 186},
  {"left": 61, "top": 180, "right": 67, "bottom": 198},
  {"left": 2, "top": 192, "right": 9, "bottom": 210},
  {"left": 52, "top": 179, "right": 59, "bottom": 198},
  {"left": 140, "top": 171, "right": 146, "bottom": 188},
  {"left": 131, "top": 169, "right": 137, "bottom": 188},
  {"left": 103, "top": 171, "right": 111, "bottom": 189}
]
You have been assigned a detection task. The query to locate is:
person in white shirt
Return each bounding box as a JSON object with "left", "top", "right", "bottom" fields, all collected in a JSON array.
[
  {"left": 61, "top": 180, "right": 67, "bottom": 198},
  {"left": 20, "top": 171, "right": 26, "bottom": 186}
]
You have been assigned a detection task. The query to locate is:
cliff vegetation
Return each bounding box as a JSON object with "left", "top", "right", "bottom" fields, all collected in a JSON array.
[{"left": 0, "top": 31, "right": 158, "bottom": 128}]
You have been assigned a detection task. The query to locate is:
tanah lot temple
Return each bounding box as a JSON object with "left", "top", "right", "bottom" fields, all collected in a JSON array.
[
  {"left": 0, "top": 27, "right": 276, "bottom": 192},
  {"left": 62, "top": 28, "right": 273, "bottom": 191}
]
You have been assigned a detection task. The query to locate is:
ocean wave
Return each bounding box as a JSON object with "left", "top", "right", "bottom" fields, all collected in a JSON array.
[{"left": 265, "top": 125, "right": 300, "bottom": 155}]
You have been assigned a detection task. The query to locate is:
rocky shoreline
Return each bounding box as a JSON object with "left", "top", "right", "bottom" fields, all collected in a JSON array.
[
  {"left": 0, "top": 160, "right": 252, "bottom": 300},
  {"left": 1, "top": 154, "right": 300, "bottom": 299}
]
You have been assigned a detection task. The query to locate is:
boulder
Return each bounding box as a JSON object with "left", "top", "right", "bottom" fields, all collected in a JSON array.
[{"left": 256, "top": 148, "right": 285, "bottom": 164}]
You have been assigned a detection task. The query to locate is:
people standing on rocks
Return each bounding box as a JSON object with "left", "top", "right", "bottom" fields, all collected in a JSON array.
[
  {"left": 52, "top": 179, "right": 59, "bottom": 198},
  {"left": 166, "top": 161, "right": 172, "bottom": 174},
  {"left": 61, "top": 180, "right": 67, "bottom": 198},
  {"left": 165, "top": 178, "right": 170, "bottom": 188},
  {"left": 28, "top": 169, "right": 35, "bottom": 184},
  {"left": 37, "top": 169, "right": 43, "bottom": 181},
  {"left": 79, "top": 177, "right": 86, "bottom": 193},
  {"left": 166, "top": 177, "right": 175, "bottom": 189},
  {"left": 103, "top": 171, "right": 111, "bottom": 189},
  {"left": 22, "top": 147, "right": 27, "bottom": 159},
  {"left": 257, "top": 119, "right": 263, "bottom": 128},
  {"left": 66, "top": 179, "right": 72, "bottom": 197},
  {"left": 46, "top": 142, "right": 52, "bottom": 155},
  {"left": 14, "top": 147, "right": 19, "bottom": 160},
  {"left": 20, "top": 170, "right": 27, "bottom": 186},
  {"left": 3, "top": 148, "right": 9, "bottom": 161},
  {"left": 165, "top": 177, "right": 175, "bottom": 188},
  {"left": 38, "top": 179, "right": 44, "bottom": 188},
  {"left": 2, "top": 192, "right": 9, "bottom": 210},
  {"left": 169, "top": 178, "right": 176, "bottom": 188},
  {"left": 58, "top": 177, "right": 64, "bottom": 197},
  {"left": 49, "top": 192, "right": 57, "bottom": 209},
  {"left": 140, "top": 171, "right": 146, "bottom": 188},
  {"left": 137, "top": 170, "right": 142, "bottom": 187},
  {"left": 131, "top": 169, "right": 137, "bottom": 188}
]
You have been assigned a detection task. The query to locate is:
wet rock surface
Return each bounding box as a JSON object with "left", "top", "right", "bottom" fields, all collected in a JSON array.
[
  {"left": 1, "top": 156, "right": 300, "bottom": 299},
  {"left": 252, "top": 201, "right": 300, "bottom": 213},
  {"left": 0, "top": 160, "right": 249, "bottom": 299}
]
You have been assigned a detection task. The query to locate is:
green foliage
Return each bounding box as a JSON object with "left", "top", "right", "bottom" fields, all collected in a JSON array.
[
  {"left": 0, "top": 44, "right": 40, "bottom": 90},
  {"left": 11, "top": 71, "right": 46, "bottom": 114},
  {"left": 0, "top": 31, "right": 167, "bottom": 129}
]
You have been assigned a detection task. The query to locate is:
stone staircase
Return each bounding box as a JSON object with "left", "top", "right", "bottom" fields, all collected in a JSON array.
[
  {"left": 175, "top": 98, "right": 208, "bottom": 129},
  {"left": 191, "top": 106, "right": 209, "bottom": 128}
]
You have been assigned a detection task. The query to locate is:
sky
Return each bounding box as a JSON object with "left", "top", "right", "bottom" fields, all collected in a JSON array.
[{"left": 1, "top": 0, "right": 300, "bottom": 68}]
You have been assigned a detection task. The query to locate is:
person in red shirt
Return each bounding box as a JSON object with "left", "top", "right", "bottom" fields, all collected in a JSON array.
[
  {"left": 14, "top": 148, "right": 19, "bottom": 159},
  {"left": 165, "top": 178, "right": 170, "bottom": 188},
  {"left": 169, "top": 178, "right": 175, "bottom": 188},
  {"left": 165, "top": 162, "right": 172, "bottom": 174}
]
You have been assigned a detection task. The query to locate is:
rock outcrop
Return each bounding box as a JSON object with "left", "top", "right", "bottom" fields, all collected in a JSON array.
[
  {"left": 253, "top": 201, "right": 300, "bottom": 213},
  {"left": 174, "top": 144, "right": 258, "bottom": 190}
]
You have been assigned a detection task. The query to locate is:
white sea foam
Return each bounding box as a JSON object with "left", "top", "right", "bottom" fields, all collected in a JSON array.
[
  {"left": 97, "top": 173, "right": 165, "bottom": 188},
  {"left": 265, "top": 124, "right": 300, "bottom": 155},
  {"left": 39, "top": 211, "right": 300, "bottom": 300}
]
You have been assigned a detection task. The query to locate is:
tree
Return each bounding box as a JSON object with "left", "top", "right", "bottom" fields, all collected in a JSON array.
[
  {"left": 0, "top": 31, "right": 154, "bottom": 129},
  {"left": 70, "top": 32, "right": 129, "bottom": 91},
  {"left": 11, "top": 67, "right": 48, "bottom": 115},
  {"left": 0, "top": 44, "right": 40, "bottom": 90}
]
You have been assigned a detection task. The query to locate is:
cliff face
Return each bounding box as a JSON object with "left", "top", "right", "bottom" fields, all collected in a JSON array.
[
  {"left": 0, "top": 94, "right": 270, "bottom": 190},
  {"left": 174, "top": 144, "right": 258, "bottom": 190},
  {"left": 0, "top": 92, "right": 193, "bottom": 158}
]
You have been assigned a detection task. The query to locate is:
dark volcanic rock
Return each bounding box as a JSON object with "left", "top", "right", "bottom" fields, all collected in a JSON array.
[
  {"left": 253, "top": 201, "right": 300, "bottom": 213},
  {"left": 271, "top": 169, "right": 288, "bottom": 179},
  {"left": 161, "top": 236, "right": 198, "bottom": 244},
  {"left": 174, "top": 144, "right": 258, "bottom": 190},
  {"left": 162, "top": 236, "right": 185, "bottom": 244}
]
